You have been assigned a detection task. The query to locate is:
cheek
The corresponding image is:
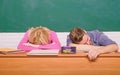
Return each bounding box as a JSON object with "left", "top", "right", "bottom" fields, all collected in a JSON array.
[{"left": 88, "top": 40, "right": 92, "bottom": 45}]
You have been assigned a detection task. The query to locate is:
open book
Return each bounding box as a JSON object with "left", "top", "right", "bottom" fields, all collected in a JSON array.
[{"left": 27, "top": 50, "right": 59, "bottom": 56}]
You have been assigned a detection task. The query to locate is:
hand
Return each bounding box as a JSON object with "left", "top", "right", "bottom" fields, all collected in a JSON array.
[
  {"left": 88, "top": 49, "right": 102, "bottom": 61},
  {"left": 23, "top": 43, "right": 39, "bottom": 48}
]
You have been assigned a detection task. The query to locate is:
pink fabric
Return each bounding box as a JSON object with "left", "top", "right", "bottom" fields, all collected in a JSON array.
[{"left": 17, "top": 30, "right": 61, "bottom": 51}]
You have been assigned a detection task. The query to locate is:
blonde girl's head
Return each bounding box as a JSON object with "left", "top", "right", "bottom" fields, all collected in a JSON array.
[{"left": 28, "top": 26, "right": 50, "bottom": 45}]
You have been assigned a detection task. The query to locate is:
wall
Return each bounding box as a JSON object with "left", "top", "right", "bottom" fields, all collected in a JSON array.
[
  {"left": 0, "top": 0, "right": 120, "bottom": 32},
  {"left": 0, "top": 32, "right": 120, "bottom": 52}
]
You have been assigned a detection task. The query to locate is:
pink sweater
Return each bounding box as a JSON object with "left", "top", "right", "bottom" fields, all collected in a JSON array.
[{"left": 17, "top": 30, "right": 61, "bottom": 51}]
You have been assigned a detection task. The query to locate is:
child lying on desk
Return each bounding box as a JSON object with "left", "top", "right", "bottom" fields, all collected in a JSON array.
[
  {"left": 67, "top": 27, "right": 118, "bottom": 61},
  {"left": 17, "top": 26, "right": 61, "bottom": 52}
]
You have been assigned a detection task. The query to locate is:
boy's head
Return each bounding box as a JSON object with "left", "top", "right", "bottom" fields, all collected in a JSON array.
[
  {"left": 69, "top": 27, "right": 85, "bottom": 44},
  {"left": 69, "top": 27, "right": 92, "bottom": 45}
]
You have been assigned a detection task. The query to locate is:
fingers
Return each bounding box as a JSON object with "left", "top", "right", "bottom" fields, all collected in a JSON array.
[
  {"left": 23, "top": 43, "right": 39, "bottom": 47},
  {"left": 88, "top": 50, "right": 101, "bottom": 61},
  {"left": 23, "top": 43, "right": 29, "bottom": 46}
]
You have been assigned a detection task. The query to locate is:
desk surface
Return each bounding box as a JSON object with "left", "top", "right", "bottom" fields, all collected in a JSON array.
[
  {"left": 0, "top": 48, "right": 120, "bottom": 57},
  {"left": 0, "top": 52, "right": 120, "bottom": 58},
  {"left": 0, "top": 52, "right": 120, "bottom": 75}
]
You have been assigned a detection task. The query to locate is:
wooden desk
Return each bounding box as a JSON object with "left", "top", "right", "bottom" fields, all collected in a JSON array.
[{"left": 0, "top": 52, "right": 120, "bottom": 75}]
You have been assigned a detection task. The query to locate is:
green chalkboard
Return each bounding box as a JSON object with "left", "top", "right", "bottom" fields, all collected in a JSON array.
[{"left": 0, "top": 0, "right": 120, "bottom": 32}]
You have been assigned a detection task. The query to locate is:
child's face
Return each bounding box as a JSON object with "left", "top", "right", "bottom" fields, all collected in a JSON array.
[{"left": 78, "top": 34, "right": 92, "bottom": 45}]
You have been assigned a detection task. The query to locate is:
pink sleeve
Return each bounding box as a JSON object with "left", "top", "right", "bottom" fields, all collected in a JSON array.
[
  {"left": 17, "top": 30, "right": 39, "bottom": 51},
  {"left": 39, "top": 31, "right": 61, "bottom": 50}
]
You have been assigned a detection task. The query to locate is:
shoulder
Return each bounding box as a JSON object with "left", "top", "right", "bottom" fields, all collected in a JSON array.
[
  {"left": 50, "top": 30, "right": 57, "bottom": 34},
  {"left": 49, "top": 30, "right": 57, "bottom": 36},
  {"left": 88, "top": 29, "right": 103, "bottom": 35},
  {"left": 89, "top": 29, "right": 102, "bottom": 33},
  {"left": 23, "top": 29, "right": 32, "bottom": 36},
  {"left": 87, "top": 29, "right": 105, "bottom": 41}
]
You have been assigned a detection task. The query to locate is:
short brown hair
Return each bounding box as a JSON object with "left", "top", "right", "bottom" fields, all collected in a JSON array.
[{"left": 69, "top": 27, "right": 85, "bottom": 44}]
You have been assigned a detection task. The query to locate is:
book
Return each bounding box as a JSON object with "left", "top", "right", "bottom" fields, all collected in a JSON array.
[
  {"left": 0, "top": 48, "right": 24, "bottom": 55},
  {"left": 0, "top": 50, "right": 25, "bottom": 55},
  {"left": 27, "top": 50, "right": 59, "bottom": 56}
]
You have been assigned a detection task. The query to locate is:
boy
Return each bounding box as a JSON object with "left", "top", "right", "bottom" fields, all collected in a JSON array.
[{"left": 67, "top": 27, "right": 118, "bottom": 61}]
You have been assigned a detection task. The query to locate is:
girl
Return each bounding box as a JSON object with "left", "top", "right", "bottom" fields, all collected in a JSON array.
[{"left": 17, "top": 26, "right": 61, "bottom": 52}]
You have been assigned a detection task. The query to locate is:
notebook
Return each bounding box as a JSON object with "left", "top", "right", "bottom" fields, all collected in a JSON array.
[
  {"left": 0, "top": 50, "right": 24, "bottom": 55},
  {"left": 27, "top": 50, "right": 59, "bottom": 56},
  {"left": 0, "top": 48, "right": 24, "bottom": 55}
]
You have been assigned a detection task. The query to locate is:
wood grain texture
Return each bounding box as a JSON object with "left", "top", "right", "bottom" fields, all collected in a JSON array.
[{"left": 0, "top": 53, "right": 120, "bottom": 75}]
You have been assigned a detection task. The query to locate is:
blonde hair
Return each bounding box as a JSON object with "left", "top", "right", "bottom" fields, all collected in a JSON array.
[{"left": 28, "top": 26, "right": 50, "bottom": 45}]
